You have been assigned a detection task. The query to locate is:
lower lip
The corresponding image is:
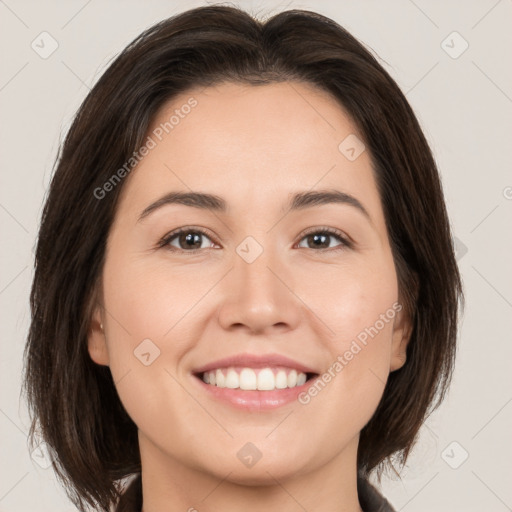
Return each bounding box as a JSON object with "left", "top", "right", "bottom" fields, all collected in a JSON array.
[{"left": 193, "top": 375, "right": 316, "bottom": 411}]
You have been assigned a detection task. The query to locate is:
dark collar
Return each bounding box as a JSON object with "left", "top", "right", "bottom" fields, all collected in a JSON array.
[
  {"left": 357, "top": 475, "right": 396, "bottom": 512},
  {"left": 116, "top": 473, "right": 395, "bottom": 512}
]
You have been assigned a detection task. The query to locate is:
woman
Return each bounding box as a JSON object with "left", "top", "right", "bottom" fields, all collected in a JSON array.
[{"left": 23, "top": 5, "right": 463, "bottom": 512}]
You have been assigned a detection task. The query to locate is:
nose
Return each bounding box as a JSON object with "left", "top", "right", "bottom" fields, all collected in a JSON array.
[{"left": 216, "top": 243, "right": 302, "bottom": 336}]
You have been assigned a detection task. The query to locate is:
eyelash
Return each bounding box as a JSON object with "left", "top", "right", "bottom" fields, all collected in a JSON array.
[{"left": 157, "top": 226, "right": 353, "bottom": 254}]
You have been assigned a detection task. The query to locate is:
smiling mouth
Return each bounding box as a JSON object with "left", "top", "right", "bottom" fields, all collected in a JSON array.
[{"left": 194, "top": 366, "right": 318, "bottom": 391}]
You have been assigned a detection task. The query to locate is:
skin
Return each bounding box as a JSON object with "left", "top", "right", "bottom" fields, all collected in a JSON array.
[{"left": 88, "top": 81, "right": 411, "bottom": 512}]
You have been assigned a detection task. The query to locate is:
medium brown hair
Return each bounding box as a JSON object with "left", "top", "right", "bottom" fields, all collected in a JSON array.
[{"left": 23, "top": 5, "right": 463, "bottom": 511}]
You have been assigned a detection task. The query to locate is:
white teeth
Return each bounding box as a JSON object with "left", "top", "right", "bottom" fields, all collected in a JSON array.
[
  {"left": 239, "top": 368, "right": 257, "bottom": 390},
  {"left": 257, "top": 368, "right": 275, "bottom": 390},
  {"left": 275, "top": 370, "right": 288, "bottom": 389},
  {"left": 225, "top": 369, "right": 239, "bottom": 389},
  {"left": 296, "top": 372, "right": 307, "bottom": 386},
  {"left": 201, "top": 367, "right": 309, "bottom": 390},
  {"left": 215, "top": 369, "right": 225, "bottom": 388},
  {"left": 287, "top": 369, "right": 297, "bottom": 388}
]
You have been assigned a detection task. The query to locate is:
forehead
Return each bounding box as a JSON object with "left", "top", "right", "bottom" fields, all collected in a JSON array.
[
  {"left": 151, "top": 81, "right": 359, "bottom": 165},
  {"left": 115, "top": 81, "right": 383, "bottom": 226}
]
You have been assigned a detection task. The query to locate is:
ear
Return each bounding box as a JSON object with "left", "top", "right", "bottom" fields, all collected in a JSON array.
[
  {"left": 389, "top": 305, "right": 413, "bottom": 372},
  {"left": 87, "top": 304, "right": 110, "bottom": 366}
]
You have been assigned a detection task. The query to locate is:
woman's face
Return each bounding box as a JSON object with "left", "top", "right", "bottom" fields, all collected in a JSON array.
[{"left": 88, "top": 81, "right": 410, "bottom": 484}]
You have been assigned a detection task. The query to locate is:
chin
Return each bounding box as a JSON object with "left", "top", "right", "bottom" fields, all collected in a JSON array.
[{"left": 200, "top": 448, "right": 313, "bottom": 485}]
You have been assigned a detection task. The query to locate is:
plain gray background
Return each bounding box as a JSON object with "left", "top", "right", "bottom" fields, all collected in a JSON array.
[{"left": 1, "top": 1, "right": 511, "bottom": 511}]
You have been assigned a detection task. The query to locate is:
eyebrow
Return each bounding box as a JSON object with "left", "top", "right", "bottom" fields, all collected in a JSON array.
[{"left": 137, "top": 188, "right": 371, "bottom": 222}]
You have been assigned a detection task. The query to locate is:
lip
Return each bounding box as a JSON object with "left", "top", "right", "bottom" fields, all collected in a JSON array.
[
  {"left": 191, "top": 353, "right": 319, "bottom": 411},
  {"left": 192, "top": 353, "right": 319, "bottom": 375},
  {"left": 193, "top": 376, "right": 317, "bottom": 411}
]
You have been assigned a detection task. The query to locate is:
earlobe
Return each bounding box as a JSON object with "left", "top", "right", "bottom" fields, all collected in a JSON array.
[
  {"left": 390, "top": 345, "right": 407, "bottom": 371},
  {"left": 390, "top": 308, "right": 413, "bottom": 372},
  {"left": 87, "top": 309, "right": 110, "bottom": 366}
]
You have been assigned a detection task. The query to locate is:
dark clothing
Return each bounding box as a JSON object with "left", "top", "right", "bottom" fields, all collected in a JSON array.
[
  {"left": 116, "top": 473, "right": 395, "bottom": 512},
  {"left": 357, "top": 476, "right": 396, "bottom": 512}
]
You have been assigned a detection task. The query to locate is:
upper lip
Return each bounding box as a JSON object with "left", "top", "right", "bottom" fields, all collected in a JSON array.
[{"left": 192, "top": 353, "right": 319, "bottom": 375}]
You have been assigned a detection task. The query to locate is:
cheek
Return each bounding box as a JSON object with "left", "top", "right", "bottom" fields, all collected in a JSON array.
[
  {"left": 297, "top": 318, "right": 396, "bottom": 450},
  {"left": 303, "top": 252, "right": 399, "bottom": 345},
  {"left": 100, "top": 250, "right": 222, "bottom": 434},
  {"left": 102, "top": 251, "right": 214, "bottom": 352},
  {"left": 299, "top": 254, "right": 399, "bottom": 414}
]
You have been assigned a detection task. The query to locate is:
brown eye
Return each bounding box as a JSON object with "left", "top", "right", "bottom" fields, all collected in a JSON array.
[
  {"left": 159, "top": 227, "right": 350, "bottom": 253},
  {"left": 297, "top": 229, "right": 349, "bottom": 250},
  {"left": 162, "top": 229, "right": 216, "bottom": 251}
]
